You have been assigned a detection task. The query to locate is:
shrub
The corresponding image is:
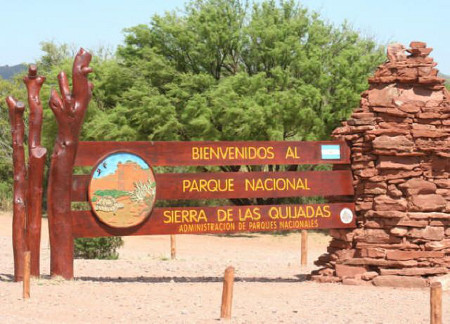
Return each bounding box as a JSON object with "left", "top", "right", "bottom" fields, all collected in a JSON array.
[
  {"left": 0, "top": 182, "right": 12, "bottom": 211},
  {"left": 74, "top": 237, "right": 123, "bottom": 260}
]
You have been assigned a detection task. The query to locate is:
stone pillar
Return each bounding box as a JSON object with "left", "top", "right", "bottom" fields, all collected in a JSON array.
[{"left": 313, "top": 41, "right": 450, "bottom": 288}]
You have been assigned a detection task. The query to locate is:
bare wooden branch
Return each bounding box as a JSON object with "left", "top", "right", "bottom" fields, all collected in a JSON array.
[
  {"left": 47, "top": 48, "right": 93, "bottom": 279},
  {"left": 23, "top": 65, "right": 46, "bottom": 277},
  {"left": 6, "top": 97, "right": 27, "bottom": 282}
]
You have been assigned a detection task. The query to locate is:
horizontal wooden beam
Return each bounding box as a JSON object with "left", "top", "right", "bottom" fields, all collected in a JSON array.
[
  {"left": 72, "top": 170, "right": 353, "bottom": 202},
  {"left": 72, "top": 202, "right": 356, "bottom": 237},
  {"left": 74, "top": 141, "right": 350, "bottom": 167}
]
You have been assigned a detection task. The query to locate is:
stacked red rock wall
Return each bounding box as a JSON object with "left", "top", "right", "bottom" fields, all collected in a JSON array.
[{"left": 313, "top": 42, "right": 450, "bottom": 287}]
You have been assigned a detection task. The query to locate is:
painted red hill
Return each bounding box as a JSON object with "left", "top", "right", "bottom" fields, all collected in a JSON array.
[{"left": 92, "top": 161, "right": 153, "bottom": 192}]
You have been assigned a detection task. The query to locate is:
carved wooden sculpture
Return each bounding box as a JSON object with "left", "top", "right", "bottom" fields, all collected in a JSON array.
[
  {"left": 23, "top": 65, "right": 47, "bottom": 277},
  {"left": 6, "top": 66, "right": 47, "bottom": 281},
  {"left": 5, "top": 98, "right": 27, "bottom": 281},
  {"left": 48, "top": 48, "right": 93, "bottom": 279}
]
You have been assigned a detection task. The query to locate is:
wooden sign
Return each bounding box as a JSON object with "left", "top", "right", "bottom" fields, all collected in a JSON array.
[
  {"left": 74, "top": 141, "right": 350, "bottom": 167},
  {"left": 77, "top": 142, "right": 355, "bottom": 233},
  {"left": 74, "top": 170, "right": 353, "bottom": 202},
  {"left": 72, "top": 202, "right": 356, "bottom": 237}
]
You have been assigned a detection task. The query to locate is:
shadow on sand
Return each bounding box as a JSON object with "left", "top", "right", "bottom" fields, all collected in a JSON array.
[
  {"left": 74, "top": 274, "right": 310, "bottom": 283},
  {"left": 1, "top": 273, "right": 310, "bottom": 283}
]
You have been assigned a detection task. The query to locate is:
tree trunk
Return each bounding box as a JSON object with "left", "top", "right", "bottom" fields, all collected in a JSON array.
[
  {"left": 6, "top": 97, "right": 27, "bottom": 282},
  {"left": 23, "top": 65, "right": 46, "bottom": 277},
  {"left": 47, "top": 49, "right": 93, "bottom": 279}
]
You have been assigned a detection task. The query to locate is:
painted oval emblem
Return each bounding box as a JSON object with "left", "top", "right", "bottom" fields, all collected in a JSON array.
[
  {"left": 339, "top": 208, "right": 353, "bottom": 224},
  {"left": 88, "top": 152, "right": 156, "bottom": 228}
]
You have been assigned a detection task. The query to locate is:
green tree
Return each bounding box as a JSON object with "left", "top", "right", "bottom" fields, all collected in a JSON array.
[
  {"left": 87, "top": 0, "right": 384, "bottom": 144},
  {"left": 0, "top": 76, "right": 27, "bottom": 209}
]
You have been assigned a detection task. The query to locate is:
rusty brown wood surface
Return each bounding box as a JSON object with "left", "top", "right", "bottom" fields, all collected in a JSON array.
[
  {"left": 23, "top": 65, "right": 46, "bottom": 277},
  {"left": 74, "top": 141, "right": 350, "bottom": 166},
  {"left": 6, "top": 97, "right": 27, "bottom": 282},
  {"left": 72, "top": 202, "right": 355, "bottom": 237},
  {"left": 47, "top": 48, "right": 93, "bottom": 280},
  {"left": 72, "top": 170, "right": 353, "bottom": 202}
]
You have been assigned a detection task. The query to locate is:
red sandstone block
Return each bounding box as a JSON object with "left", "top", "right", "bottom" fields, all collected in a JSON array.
[
  {"left": 398, "top": 103, "right": 421, "bottom": 113},
  {"left": 399, "top": 178, "right": 437, "bottom": 195},
  {"left": 343, "top": 258, "right": 418, "bottom": 268},
  {"left": 373, "top": 275, "right": 428, "bottom": 288},
  {"left": 342, "top": 278, "right": 372, "bottom": 286},
  {"left": 410, "top": 41, "right": 427, "bottom": 48},
  {"left": 360, "top": 248, "right": 386, "bottom": 258},
  {"left": 380, "top": 267, "right": 447, "bottom": 276},
  {"left": 372, "top": 135, "right": 414, "bottom": 152},
  {"left": 386, "top": 250, "right": 444, "bottom": 261},
  {"left": 390, "top": 227, "right": 408, "bottom": 236},
  {"left": 374, "top": 195, "right": 407, "bottom": 212},
  {"left": 408, "top": 226, "right": 445, "bottom": 241},
  {"left": 335, "top": 264, "right": 367, "bottom": 278},
  {"left": 409, "top": 195, "right": 446, "bottom": 212},
  {"left": 311, "top": 275, "right": 341, "bottom": 283},
  {"left": 377, "top": 156, "right": 419, "bottom": 170}
]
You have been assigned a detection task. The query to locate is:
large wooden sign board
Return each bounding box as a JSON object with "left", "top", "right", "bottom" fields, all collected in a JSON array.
[{"left": 71, "top": 141, "right": 355, "bottom": 238}]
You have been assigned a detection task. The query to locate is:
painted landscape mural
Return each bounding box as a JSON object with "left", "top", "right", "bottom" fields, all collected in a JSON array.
[{"left": 88, "top": 152, "right": 156, "bottom": 228}]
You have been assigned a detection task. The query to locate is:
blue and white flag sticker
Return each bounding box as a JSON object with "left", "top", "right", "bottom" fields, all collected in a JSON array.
[{"left": 321, "top": 145, "right": 341, "bottom": 160}]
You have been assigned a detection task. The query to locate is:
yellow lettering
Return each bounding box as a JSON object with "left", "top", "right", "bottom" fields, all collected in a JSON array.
[
  {"left": 285, "top": 146, "right": 300, "bottom": 159},
  {"left": 323, "top": 205, "right": 331, "bottom": 217},
  {"left": 192, "top": 147, "right": 200, "bottom": 160},
  {"left": 217, "top": 208, "right": 233, "bottom": 222},
  {"left": 163, "top": 210, "right": 171, "bottom": 223},
  {"left": 182, "top": 179, "right": 234, "bottom": 192}
]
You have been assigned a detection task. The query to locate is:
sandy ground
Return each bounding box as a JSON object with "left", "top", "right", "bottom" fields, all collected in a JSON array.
[{"left": 0, "top": 211, "right": 448, "bottom": 324}]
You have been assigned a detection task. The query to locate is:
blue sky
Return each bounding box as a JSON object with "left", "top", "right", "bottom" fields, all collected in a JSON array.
[
  {"left": 1, "top": 0, "right": 449, "bottom": 73},
  {"left": 94, "top": 152, "right": 149, "bottom": 179}
]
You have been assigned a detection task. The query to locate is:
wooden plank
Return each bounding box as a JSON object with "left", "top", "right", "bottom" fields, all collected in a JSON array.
[
  {"left": 74, "top": 141, "right": 350, "bottom": 167},
  {"left": 72, "top": 170, "right": 353, "bottom": 202},
  {"left": 72, "top": 202, "right": 356, "bottom": 237}
]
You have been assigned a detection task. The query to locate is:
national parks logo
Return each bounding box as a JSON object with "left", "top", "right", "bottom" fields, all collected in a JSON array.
[{"left": 88, "top": 152, "right": 156, "bottom": 228}]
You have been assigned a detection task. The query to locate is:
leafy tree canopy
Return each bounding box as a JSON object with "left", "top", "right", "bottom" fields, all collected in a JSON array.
[{"left": 85, "top": 0, "right": 385, "bottom": 143}]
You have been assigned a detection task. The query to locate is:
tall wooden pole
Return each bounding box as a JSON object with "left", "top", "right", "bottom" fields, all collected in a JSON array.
[
  {"left": 301, "top": 230, "right": 308, "bottom": 267},
  {"left": 23, "top": 65, "right": 46, "bottom": 277},
  {"left": 47, "top": 49, "right": 93, "bottom": 279},
  {"left": 220, "top": 266, "right": 235, "bottom": 319},
  {"left": 430, "top": 282, "right": 442, "bottom": 324},
  {"left": 5, "top": 98, "right": 27, "bottom": 282}
]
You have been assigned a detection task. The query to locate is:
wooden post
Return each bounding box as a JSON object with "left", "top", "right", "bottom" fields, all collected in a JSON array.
[
  {"left": 23, "top": 251, "right": 30, "bottom": 299},
  {"left": 23, "top": 65, "right": 46, "bottom": 278},
  {"left": 6, "top": 98, "right": 27, "bottom": 282},
  {"left": 301, "top": 230, "right": 308, "bottom": 267},
  {"left": 170, "top": 235, "right": 176, "bottom": 259},
  {"left": 220, "top": 266, "right": 235, "bottom": 319},
  {"left": 430, "top": 282, "right": 442, "bottom": 324},
  {"left": 47, "top": 49, "right": 93, "bottom": 279}
]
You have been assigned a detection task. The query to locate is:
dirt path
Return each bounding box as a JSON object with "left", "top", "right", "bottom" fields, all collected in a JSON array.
[{"left": 0, "top": 212, "right": 448, "bottom": 323}]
